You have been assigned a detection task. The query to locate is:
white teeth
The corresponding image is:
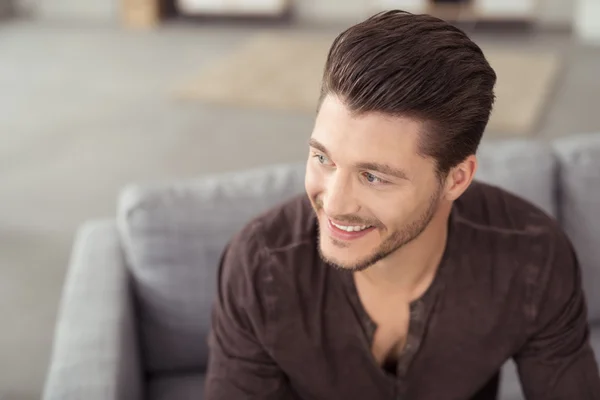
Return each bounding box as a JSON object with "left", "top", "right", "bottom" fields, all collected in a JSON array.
[{"left": 331, "top": 221, "right": 371, "bottom": 232}]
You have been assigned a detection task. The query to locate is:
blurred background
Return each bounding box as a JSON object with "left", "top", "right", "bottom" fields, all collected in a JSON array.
[{"left": 1, "top": 0, "right": 599, "bottom": 398}]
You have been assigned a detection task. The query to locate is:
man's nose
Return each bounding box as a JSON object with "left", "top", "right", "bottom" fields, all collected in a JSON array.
[{"left": 322, "top": 171, "right": 359, "bottom": 218}]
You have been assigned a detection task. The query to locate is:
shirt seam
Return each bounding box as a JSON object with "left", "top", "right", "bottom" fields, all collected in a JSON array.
[
  {"left": 453, "top": 212, "right": 550, "bottom": 236},
  {"left": 250, "top": 221, "right": 317, "bottom": 350},
  {"left": 454, "top": 208, "right": 555, "bottom": 341},
  {"left": 525, "top": 230, "right": 561, "bottom": 334},
  {"left": 245, "top": 220, "right": 279, "bottom": 350}
]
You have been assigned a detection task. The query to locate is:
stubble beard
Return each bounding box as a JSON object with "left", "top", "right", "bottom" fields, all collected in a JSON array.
[{"left": 314, "top": 187, "right": 442, "bottom": 272}]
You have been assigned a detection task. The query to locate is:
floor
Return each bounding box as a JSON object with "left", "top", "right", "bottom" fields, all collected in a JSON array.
[{"left": 1, "top": 15, "right": 600, "bottom": 399}]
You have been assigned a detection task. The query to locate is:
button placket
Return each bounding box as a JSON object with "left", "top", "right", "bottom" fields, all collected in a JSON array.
[
  {"left": 395, "top": 377, "right": 408, "bottom": 400},
  {"left": 396, "top": 300, "right": 427, "bottom": 377}
]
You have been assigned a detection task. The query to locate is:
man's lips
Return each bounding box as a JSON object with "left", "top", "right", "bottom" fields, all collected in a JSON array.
[{"left": 326, "top": 218, "right": 376, "bottom": 241}]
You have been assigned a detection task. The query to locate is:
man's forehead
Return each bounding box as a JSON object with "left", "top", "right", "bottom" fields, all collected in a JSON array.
[{"left": 311, "top": 121, "right": 422, "bottom": 161}]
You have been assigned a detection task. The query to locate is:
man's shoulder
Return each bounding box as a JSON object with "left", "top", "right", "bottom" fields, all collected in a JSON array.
[
  {"left": 235, "top": 193, "right": 316, "bottom": 252},
  {"left": 213, "top": 194, "right": 321, "bottom": 346},
  {"left": 454, "top": 180, "right": 560, "bottom": 237},
  {"left": 452, "top": 181, "right": 570, "bottom": 284},
  {"left": 220, "top": 194, "right": 318, "bottom": 290},
  {"left": 451, "top": 182, "right": 578, "bottom": 324}
]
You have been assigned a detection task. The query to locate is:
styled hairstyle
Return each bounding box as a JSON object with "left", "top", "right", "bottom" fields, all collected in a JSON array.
[{"left": 319, "top": 10, "right": 497, "bottom": 177}]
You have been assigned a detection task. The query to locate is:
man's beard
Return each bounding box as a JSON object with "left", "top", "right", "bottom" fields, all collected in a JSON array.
[{"left": 314, "top": 186, "right": 442, "bottom": 272}]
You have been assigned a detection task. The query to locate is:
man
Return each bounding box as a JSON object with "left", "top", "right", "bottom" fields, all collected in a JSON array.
[{"left": 204, "top": 10, "right": 600, "bottom": 400}]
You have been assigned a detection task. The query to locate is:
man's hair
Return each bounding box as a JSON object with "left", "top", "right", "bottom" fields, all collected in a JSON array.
[{"left": 319, "top": 10, "right": 497, "bottom": 177}]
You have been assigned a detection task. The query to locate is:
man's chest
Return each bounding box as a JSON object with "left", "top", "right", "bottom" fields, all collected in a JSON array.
[
  {"left": 266, "top": 281, "right": 523, "bottom": 400},
  {"left": 360, "top": 292, "right": 411, "bottom": 370}
]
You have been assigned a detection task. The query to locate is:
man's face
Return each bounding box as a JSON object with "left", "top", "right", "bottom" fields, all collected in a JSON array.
[{"left": 305, "top": 95, "right": 444, "bottom": 271}]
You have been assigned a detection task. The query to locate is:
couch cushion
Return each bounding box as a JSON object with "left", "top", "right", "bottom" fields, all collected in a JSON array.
[
  {"left": 476, "top": 138, "right": 557, "bottom": 217},
  {"left": 149, "top": 372, "right": 205, "bottom": 400},
  {"left": 116, "top": 138, "right": 559, "bottom": 373},
  {"left": 498, "top": 360, "right": 523, "bottom": 400},
  {"left": 117, "top": 163, "right": 306, "bottom": 373},
  {"left": 553, "top": 133, "right": 600, "bottom": 323}
]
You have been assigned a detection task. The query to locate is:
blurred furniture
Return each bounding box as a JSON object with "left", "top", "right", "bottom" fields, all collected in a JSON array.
[
  {"left": 120, "top": 0, "right": 172, "bottom": 29},
  {"left": 376, "top": 0, "right": 538, "bottom": 23},
  {"left": 174, "top": 31, "right": 560, "bottom": 136},
  {"left": 121, "top": 0, "right": 291, "bottom": 29},
  {"left": 176, "top": 0, "right": 290, "bottom": 16},
  {"left": 42, "top": 133, "right": 600, "bottom": 400},
  {"left": 118, "top": 0, "right": 564, "bottom": 29}
]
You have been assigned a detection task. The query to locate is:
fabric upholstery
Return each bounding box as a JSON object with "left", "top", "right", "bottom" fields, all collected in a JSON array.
[
  {"left": 114, "top": 139, "right": 559, "bottom": 374},
  {"left": 476, "top": 139, "right": 557, "bottom": 217},
  {"left": 499, "top": 360, "right": 523, "bottom": 400},
  {"left": 553, "top": 133, "right": 600, "bottom": 323},
  {"left": 117, "top": 164, "right": 306, "bottom": 373},
  {"left": 43, "top": 221, "right": 143, "bottom": 400},
  {"left": 148, "top": 373, "right": 205, "bottom": 400},
  {"left": 44, "top": 134, "right": 600, "bottom": 400}
]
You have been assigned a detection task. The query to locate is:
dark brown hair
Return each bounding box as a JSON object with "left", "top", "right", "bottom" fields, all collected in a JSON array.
[{"left": 320, "top": 10, "right": 497, "bottom": 177}]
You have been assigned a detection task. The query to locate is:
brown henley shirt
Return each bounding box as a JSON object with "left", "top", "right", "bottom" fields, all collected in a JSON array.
[{"left": 205, "top": 181, "right": 600, "bottom": 400}]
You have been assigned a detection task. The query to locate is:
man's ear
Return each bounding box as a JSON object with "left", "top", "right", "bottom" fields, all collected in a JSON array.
[{"left": 443, "top": 155, "right": 477, "bottom": 201}]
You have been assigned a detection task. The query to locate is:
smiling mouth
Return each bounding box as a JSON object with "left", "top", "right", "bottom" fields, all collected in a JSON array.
[
  {"left": 326, "top": 218, "right": 376, "bottom": 241},
  {"left": 329, "top": 220, "right": 373, "bottom": 232}
]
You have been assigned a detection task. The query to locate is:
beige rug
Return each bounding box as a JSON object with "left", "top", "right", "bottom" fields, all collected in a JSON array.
[{"left": 174, "top": 32, "right": 562, "bottom": 135}]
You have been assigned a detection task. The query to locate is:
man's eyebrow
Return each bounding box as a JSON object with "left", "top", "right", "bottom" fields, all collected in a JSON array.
[
  {"left": 308, "top": 137, "right": 410, "bottom": 181},
  {"left": 355, "top": 162, "right": 410, "bottom": 181},
  {"left": 308, "top": 138, "right": 329, "bottom": 155}
]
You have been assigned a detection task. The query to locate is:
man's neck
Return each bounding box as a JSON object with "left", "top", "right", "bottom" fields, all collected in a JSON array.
[{"left": 355, "top": 203, "right": 452, "bottom": 301}]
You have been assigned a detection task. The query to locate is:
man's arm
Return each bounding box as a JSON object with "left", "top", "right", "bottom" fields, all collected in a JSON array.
[
  {"left": 204, "top": 223, "right": 295, "bottom": 400},
  {"left": 514, "top": 230, "right": 600, "bottom": 399}
]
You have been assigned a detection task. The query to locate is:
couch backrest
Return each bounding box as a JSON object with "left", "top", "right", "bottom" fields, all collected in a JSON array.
[
  {"left": 475, "top": 139, "right": 556, "bottom": 217},
  {"left": 117, "top": 164, "right": 307, "bottom": 374},
  {"left": 553, "top": 134, "right": 600, "bottom": 323},
  {"left": 117, "top": 134, "right": 600, "bottom": 374}
]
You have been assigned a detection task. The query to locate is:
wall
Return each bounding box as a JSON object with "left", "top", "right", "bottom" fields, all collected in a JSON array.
[
  {"left": 574, "top": 0, "right": 600, "bottom": 42},
  {"left": 0, "top": 0, "right": 15, "bottom": 18}
]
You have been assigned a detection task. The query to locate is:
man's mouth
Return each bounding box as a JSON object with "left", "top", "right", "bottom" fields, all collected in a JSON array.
[
  {"left": 329, "top": 220, "right": 373, "bottom": 232},
  {"left": 326, "top": 218, "right": 376, "bottom": 241}
]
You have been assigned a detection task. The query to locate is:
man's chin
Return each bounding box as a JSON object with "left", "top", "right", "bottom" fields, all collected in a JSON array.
[
  {"left": 316, "top": 218, "right": 386, "bottom": 271},
  {"left": 318, "top": 242, "right": 377, "bottom": 272}
]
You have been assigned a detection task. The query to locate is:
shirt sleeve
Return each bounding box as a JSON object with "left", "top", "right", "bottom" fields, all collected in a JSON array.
[
  {"left": 514, "top": 229, "right": 600, "bottom": 399},
  {"left": 204, "top": 223, "right": 296, "bottom": 400}
]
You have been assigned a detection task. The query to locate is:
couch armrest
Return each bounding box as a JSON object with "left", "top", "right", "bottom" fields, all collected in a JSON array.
[{"left": 43, "top": 220, "right": 143, "bottom": 400}]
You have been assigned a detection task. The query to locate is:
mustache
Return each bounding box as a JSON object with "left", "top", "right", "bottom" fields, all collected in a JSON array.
[{"left": 313, "top": 197, "right": 381, "bottom": 227}]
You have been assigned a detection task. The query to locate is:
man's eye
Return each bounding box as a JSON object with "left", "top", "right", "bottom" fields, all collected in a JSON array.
[
  {"left": 314, "top": 154, "right": 329, "bottom": 164},
  {"left": 363, "top": 172, "right": 385, "bottom": 184}
]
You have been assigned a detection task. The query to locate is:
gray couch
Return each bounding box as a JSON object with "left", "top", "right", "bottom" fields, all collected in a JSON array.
[{"left": 43, "top": 133, "right": 600, "bottom": 400}]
